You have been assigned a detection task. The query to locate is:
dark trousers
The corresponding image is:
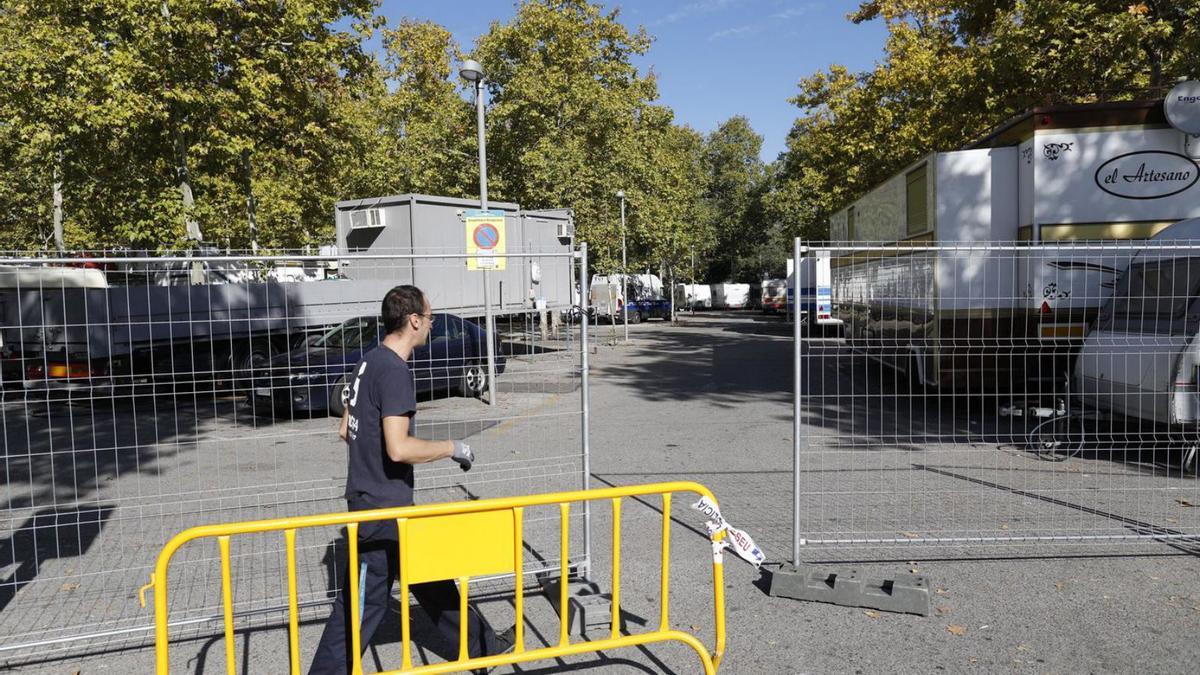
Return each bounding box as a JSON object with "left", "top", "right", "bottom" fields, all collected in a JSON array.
[{"left": 308, "top": 499, "right": 500, "bottom": 674}]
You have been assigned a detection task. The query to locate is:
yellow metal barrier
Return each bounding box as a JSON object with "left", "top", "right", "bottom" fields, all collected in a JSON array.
[{"left": 139, "top": 481, "right": 727, "bottom": 674}]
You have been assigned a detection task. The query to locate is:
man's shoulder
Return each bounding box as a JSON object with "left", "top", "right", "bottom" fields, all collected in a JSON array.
[{"left": 362, "top": 346, "right": 409, "bottom": 373}]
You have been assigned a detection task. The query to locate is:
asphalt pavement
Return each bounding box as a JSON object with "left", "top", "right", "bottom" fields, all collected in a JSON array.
[{"left": 8, "top": 311, "right": 1200, "bottom": 673}]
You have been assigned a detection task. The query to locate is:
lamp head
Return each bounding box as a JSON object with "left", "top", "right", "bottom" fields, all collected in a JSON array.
[{"left": 459, "top": 59, "right": 484, "bottom": 82}]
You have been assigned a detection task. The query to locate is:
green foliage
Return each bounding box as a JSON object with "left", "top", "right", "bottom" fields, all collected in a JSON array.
[
  {"left": 6, "top": 0, "right": 1200, "bottom": 289},
  {"left": 477, "top": 0, "right": 676, "bottom": 273},
  {"left": 0, "top": 0, "right": 377, "bottom": 251},
  {"left": 0, "top": 0, "right": 729, "bottom": 280},
  {"left": 701, "top": 115, "right": 769, "bottom": 281},
  {"left": 774, "top": 0, "right": 1200, "bottom": 242},
  {"left": 338, "top": 19, "right": 477, "bottom": 200}
]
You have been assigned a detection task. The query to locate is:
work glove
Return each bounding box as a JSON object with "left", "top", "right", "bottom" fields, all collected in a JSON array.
[{"left": 451, "top": 441, "right": 474, "bottom": 472}]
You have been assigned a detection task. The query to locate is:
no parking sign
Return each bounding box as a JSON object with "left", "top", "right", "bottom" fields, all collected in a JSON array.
[{"left": 464, "top": 209, "right": 506, "bottom": 270}]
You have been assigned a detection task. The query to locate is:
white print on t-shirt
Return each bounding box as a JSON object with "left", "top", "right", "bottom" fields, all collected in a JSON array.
[
  {"left": 348, "top": 361, "right": 367, "bottom": 407},
  {"left": 346, "top": 361, "right": 367, "bottom": 441}
]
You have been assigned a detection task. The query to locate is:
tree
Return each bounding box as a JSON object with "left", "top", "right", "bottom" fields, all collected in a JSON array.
[
  {"left": 474, "top": 0, "right": 697, "bottom": 273},
  {"left": 702, "top": 116, "right": 767, "bottom": 281},
  {"left": 0, "top": 0, "right": 377, "bottom": 251},
  {"left": 337, "top": 19, "right": 477, "bottom": 202},
  {"left": 0, "top": 2, "right": 163, "bottom": 249}
]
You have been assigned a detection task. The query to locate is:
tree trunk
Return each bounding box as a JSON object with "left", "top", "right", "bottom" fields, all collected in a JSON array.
[
  {"left": 162, "top": 1, "right": 202, "bottom": 255},
  {"left": 52, "top": 153, "right": 64, "bottom": 253},
  {"left": 243, "top": 149, "right": 259, "bottom": 253},
  {"left": 177, "top": 136, "right": 200, "bottom": 242}
]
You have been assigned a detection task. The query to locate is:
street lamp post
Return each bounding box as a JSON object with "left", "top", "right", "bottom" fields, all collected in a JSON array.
[
  {"left": 690, "top": 245, "right": 696, "bottom": 315},
  {"left": 460, "top": 59, "right": 498, "bottom": 405},
  {"left": 617, "top": 190, "right": 628, "bottom": 341}
]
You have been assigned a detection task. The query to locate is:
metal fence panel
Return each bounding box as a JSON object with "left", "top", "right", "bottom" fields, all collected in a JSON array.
[
  {"left": 793, "top": 239, "right": 1200, "bottom": 561},
  {"left": 0, "top": 249, "right": 590, "bottom": 665}
]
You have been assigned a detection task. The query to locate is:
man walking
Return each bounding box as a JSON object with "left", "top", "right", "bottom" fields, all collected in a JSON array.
[{"left": 310, "top": 285, "right": 509, "bottom": 674}]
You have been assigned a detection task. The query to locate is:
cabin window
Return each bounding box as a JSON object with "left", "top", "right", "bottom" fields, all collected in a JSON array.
[
  {"left": 906, "top": 166, "right": 927, "bottom": 235},
  {"left": 1108, "top": 258, "right": 1200, "bottom": 334},
  {"left": 846, "top": 206, "right": 856, "bottom": 242}
]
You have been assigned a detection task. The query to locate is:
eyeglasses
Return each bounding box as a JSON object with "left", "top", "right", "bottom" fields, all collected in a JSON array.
[{"left": 419, "top": 313, "right": 436, "bottom": 325}]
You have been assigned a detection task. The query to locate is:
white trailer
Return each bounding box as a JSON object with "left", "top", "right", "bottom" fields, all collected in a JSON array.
[
  {"left": 829, "top": 99, "right": 1200, "bottom": 389},
  {"left": 674, "top": 283, "right": 712, "bottom": 310},
  {"left": 710, "top": 283, "right": 750, "bottom": 310}
]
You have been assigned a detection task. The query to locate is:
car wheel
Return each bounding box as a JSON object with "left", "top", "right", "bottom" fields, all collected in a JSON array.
[
  {"left": 459, "top": 362, "right": 487, "bottom": 398},
  {"left": 629, "top": 310, "right": 643, "bottom": 324},
  {"left": 236, "top": 347, "right": 270, "bottom": 393},
  {"left": 328, "top": 375, "right": 349, "bottom": 417}
]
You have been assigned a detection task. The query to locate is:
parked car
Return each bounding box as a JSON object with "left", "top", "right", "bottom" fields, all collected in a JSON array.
[{"left": 249, "top": 313, "right": 506, "bottom": 416}]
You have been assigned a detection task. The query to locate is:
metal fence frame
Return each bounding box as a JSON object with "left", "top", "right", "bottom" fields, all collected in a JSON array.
[
  {"left": 145, "top": 481, "right": 724, "bottom": 675},
  {"left": 791, "top": 237, "right": 1200, "bottom": 563},
  {"left": 0, "top": 246, "right": 594, "bottom": 664}
]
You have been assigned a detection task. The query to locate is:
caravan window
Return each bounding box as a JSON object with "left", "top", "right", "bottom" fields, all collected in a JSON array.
[{"left": 1109, "top": 258, "right": 1200, "bottom": 334}]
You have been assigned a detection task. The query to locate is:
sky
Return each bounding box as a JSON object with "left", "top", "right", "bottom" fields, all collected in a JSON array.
[{"left": 376, "top": 1, "right": 890, "bottom": 162}]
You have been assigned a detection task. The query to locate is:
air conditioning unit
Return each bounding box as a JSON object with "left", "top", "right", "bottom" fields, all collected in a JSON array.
[
  {"left": 348, "top": 208, "right": 385, "bottom": 230},
  {"left": 555, "top": 221, "right": 572, "bottom": 239}
]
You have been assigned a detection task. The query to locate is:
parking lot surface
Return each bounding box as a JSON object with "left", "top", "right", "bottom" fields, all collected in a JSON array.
[{"left": 8, "top": 312, "right": 1200, "bottom": 673}]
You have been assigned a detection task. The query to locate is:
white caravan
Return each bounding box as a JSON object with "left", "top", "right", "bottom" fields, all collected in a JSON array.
[
  {"left": 1075, "top": 218, "right": 1200, "bottom": 426},
  {"left": 710, "top": 283, "right": 750, "bottom": 310},
  {"left": 674, "top": 283, "right": 712, "bottom": 310},
  {"left": 829, "top": 99, "right": 1200, "bottom": 389}
]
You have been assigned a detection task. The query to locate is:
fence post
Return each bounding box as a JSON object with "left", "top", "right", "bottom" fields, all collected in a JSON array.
[
  {"left": 792, "top": 237, "right": 805, "bottom": 567},
  {"left": 579, "top": 243, "right": 592, "bottom": 575}
]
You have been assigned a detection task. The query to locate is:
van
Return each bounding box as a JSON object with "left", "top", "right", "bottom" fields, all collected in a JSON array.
[
  {"left": 760, "top": 279, "right": 787, "bottom": 313},
  {"left": 1075, "top": 217, "right": 1200, "bottom": 426}
]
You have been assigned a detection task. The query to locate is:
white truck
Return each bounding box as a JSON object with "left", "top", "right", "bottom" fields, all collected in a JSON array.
[
  {"left": 828, "top": 98, "right": 1200, "bottom": 389},
  {"left": 787, "top": 253, "right": 837, "bottom": 327}
]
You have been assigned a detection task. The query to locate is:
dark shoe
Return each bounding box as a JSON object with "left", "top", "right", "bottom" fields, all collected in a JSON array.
[{"left": 473, "top": 625, "right": 517, "bottom": 674}]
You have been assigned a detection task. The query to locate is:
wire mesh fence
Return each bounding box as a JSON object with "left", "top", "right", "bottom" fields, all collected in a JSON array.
[
  {"left": 0, "top": 248, "right": 590, "bottom": 665},
  {"left": 793, "top": 239, "right": 1200, "bottom": 562}
]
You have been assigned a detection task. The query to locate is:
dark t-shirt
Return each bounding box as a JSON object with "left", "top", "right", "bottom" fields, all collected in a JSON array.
[{"left": 343, "top": 346, "right": 417, "bottom": 507}]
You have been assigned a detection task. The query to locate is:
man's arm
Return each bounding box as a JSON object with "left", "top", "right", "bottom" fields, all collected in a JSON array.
[
  {"left": 338, "top": 408, "right": 349, "bottom": 442},
  {"left": 382, "top": 415, "right": 453, "bottom": 464}
]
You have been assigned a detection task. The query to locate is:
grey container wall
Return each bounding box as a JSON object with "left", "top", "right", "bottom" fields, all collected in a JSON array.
[
  {"left": 335, "top": 194, "right": 574, "bottom": 318},
  {"left": 520, "top": 209, "right": 575, "bottom": 312}
]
